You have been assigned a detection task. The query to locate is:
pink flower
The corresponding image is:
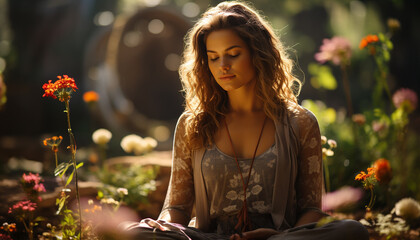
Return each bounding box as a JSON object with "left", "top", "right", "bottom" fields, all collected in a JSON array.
[
  {"left": 352, "top": 114, "right": 366, "bottom": 125},
  {"left": 372, "top": 121, "right": 387, "bottom": 133},
  {"left": 8, "top": 200, "right": 37, "bottom": 214},
  {"left": 322, "top": 186, "right": 363, "bottom": 211},
  {"left": 0, "top": 233, "right": 13, "bottom": 240},
  {"left": 315, "top": 37, "right": 352, "bottom": 66},
  {"left": 33, "top": 183, "right": 46, "bottom": 192},
  {"left": 392, "top": 88, "right": 418, "bottom": 112},
  {"left": 21, "top": 173, "right": 46, "bottom": 193}
]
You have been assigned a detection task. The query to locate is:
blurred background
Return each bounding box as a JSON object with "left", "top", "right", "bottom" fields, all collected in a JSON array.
[
  {"left": 0, "top": 0, "right": 420, "bottom": 233},
  {"left": 0, "top": 0, "right": 419, "bottom": 157}
]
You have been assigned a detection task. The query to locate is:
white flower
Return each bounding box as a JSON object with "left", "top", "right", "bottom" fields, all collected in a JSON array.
[
  {"left": 117, "top": 188, "right": 128, "bottom": 196},
  {"left": 100, "top": 197, "right": 119, "bottom": 206},
  {"left": 92, "top": 128, "right": 112, "bottom": 145},
  {"left": 394, "top": 198, "right": 420, "bottom": 220},
  {"left": 374, "top": 213, "right": 409, "bottom": 237},
  {"left": 321, "top": 136, "right": 327, "bottom": 145},
  {"left": 143, "top": 137, "right": 158, "bottom": 152},
  {"left": 327, "top": 139, "right": 337, "bottom": 148},
  {"left": 120, "top": 134, "right": 147, "bottom": 155},
  {"left": 322, "top": 148, "right": 334, "bottom": 157}
]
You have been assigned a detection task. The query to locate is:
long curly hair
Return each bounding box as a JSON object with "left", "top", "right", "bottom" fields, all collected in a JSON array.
[{"left": 179, "top": 1, "right": 302, "bottom": 149}]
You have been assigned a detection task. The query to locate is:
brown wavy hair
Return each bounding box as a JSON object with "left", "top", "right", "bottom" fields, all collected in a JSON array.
[{"left": 179, "top": 1, "right": 302, "bottom": 149}]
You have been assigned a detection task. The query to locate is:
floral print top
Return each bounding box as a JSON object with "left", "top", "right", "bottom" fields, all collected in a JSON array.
[
  {"left": 159, "top": 102, "right": 323, "bottom": 231},
  {"left": 202, "top": 144, "right": 277, "bottom": 218}
]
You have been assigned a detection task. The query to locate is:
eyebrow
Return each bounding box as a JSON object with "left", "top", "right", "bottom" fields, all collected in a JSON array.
[{"left": 207, "top": 45, "right": 242, "bottom": 53}]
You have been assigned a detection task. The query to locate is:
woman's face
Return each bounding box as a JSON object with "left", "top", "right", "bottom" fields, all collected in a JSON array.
[{"left": 205, "top": 29, "right": 256, "bottom": 92}]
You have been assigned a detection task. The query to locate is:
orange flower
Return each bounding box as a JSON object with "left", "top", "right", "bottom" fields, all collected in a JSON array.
[
  {"left": 83, "top": 91, "right": 99, "bottom": 103},
  {"left": 83, "top": 204, "right": 102, "bottom": 214},
  {"left": 359, "top": 34, "right": 379, "bottom": 50},
  {"left": 355, "top": 167, "right": 375, "bottom": 181},
  {"left": 355, "top": 171, "right": 367, "bottom": 181},
  {"left": 373, "top": 158, "right": 392, "bottom": 184},
  {"left": 42, "top": 75, "right": 78, "bottom": 102},
  {"left": 43, "top": 136, "right": 63, "bottom": 153},
  {"left": 0, "top": 223, "right": 16, "bottom": 233}
]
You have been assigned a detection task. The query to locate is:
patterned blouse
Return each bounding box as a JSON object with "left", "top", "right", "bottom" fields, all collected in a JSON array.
[
  {"left": 202, "top": 144, "right": 277, "bottom": 234},
  {"left": 203, "top": 144, "right": 277, "bottom": 216},
  {"left": 159, "top": 103, "right": 323, "bottom": 232}
]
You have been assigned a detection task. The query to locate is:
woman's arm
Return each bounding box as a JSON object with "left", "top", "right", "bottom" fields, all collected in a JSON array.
[
  {"left": 294, "top": 108, "right": 325, "bottom": 227},
  {"left": 158, "top": 113, "right": 195, "bottom": 226}
]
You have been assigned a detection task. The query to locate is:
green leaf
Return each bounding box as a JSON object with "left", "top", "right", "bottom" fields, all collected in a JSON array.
[
  {"left": 308, "top": 63, "right": 337, "bottom": 90},
  {"left": 97, "top": 190, "right": 104, "bottom": 199},
  {"left": 386, "top": 40, "right": 393, "bottom": 50},
  {"left": 56, "top": 197, "right": 66, "bottom": 215},
  {"left": 378, "top": 32, "right": 386, "bottom": 42},
  {"left": 383, "top": 50, "right": 390, "bottom": 61},
  {"left": 323, "top": 108, "right": 337, "bottom": 124},
  {"left": 76, "top": 162, "right": 84, "bottom": 169},
  {"left": 55, "top": 162, "right": 70, "bottom": 177},
  {"left": 66, "top": 170, "right": 74, "bottom": 187},
  {"left": 34, "top": 216, "right": 46, "bottom": 222}
]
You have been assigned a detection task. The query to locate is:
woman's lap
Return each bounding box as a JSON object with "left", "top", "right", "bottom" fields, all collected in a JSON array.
[
  {"left": 268, "top": 219, "right": 369, "bottom": 240},
  {"left": 121, "top": 219, "right": 368, "bottom": 240}
]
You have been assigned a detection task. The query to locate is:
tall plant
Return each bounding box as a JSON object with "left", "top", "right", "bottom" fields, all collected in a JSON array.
[{"left": 42, "top": 75, "right": 83, "bottom": 239}]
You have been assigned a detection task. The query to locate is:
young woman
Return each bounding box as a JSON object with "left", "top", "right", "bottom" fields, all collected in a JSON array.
[{"left": 124, "top": 1, "right": 368, "bottom": 239}]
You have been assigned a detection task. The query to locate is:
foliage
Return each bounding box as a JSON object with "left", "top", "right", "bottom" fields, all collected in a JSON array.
[
  {"left": 309, "top": 15, "right": 420, "bottom": 239},
  {"left": 97, "top": 164, "right": 158, "bottom": 212},
  {"left": 0, "top": 72, "right": 6, "bottom": 110},
  {"left": 360, "top": 213, "right": 409, "bottom": 239},
  {"left": 42, "top": 75, "right": 83, "bottom": 239},
  {"left": 5, "top": 173, "right": 47, "bottom": 240}
]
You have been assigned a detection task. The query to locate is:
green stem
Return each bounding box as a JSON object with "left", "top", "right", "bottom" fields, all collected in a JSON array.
[
  {"left": 397, "top": 124, "right": 408, "bottom": 196},
  {"left": 324, "top": 156, "right": 331, "bottom": 193},
  {"left": 21, "top": 217, "right": 32, "bottom": 240},
  {"left": 99, "top": 144, "right": 106, "bottom": 167},
  {"left": 340, "top": 64, "right": 353, "bottom": 117},
  {"left": 375, "top": 57, "right": 392, "bottom": 102},
  {"left": 54, "top": 151, "right": 58, "bottom": 168},
  {"left": 65, "top": 100, "right": 82, "bottom": 239},
  {"left": 367, "top": 187, "right": 375, "bottom": 210}
]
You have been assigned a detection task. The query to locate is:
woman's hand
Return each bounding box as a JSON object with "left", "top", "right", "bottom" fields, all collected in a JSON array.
[{"left": 230, "top": 228, "right": 280, "bottom": 240}]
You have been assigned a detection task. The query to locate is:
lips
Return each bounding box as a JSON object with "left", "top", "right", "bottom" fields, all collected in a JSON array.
[{"left": 219, "top": 74, "right": 235, "bottom": 80}]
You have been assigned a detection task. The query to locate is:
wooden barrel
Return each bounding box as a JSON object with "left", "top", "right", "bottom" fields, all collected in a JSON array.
[{"left": 83, "top": 7, "right": 191, "bottom": 145}]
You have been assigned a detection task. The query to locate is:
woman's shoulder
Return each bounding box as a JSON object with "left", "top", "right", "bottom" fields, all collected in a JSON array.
[
  {"left": 284, "top": 100, "right": 318, "bottom": 124},
  {"left": 176, "top": 111, "right": 195, "bottom": 127}
]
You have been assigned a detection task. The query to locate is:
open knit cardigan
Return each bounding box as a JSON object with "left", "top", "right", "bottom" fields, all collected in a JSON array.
[{"left": 159, "top": 103, "right": 323, "bottom": 232}]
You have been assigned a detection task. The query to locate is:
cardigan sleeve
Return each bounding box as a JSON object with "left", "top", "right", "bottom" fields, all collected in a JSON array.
[
  {"left": 294, "top": 107, "right": 323, "bottom": 215},
  {"left": 158, "top": 113, "right": 195, "bottom": 225}
]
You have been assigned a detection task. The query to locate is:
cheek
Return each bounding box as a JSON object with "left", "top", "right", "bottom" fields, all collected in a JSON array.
[
  {"left": 208, "top": 62, "right": 217, "bottom": 77},
  {"left": 240, "top": 58, "right": 256, "bottom": 76}
]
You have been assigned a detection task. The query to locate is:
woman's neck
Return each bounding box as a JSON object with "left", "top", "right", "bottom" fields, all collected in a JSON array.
[{"left": 227, "top": 91, "right": 263, "bottom": 114}]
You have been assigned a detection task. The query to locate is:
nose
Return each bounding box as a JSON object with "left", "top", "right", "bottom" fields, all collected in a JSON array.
[{"left": 219, "top": 57, "right": 231, "bottom": 73}]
